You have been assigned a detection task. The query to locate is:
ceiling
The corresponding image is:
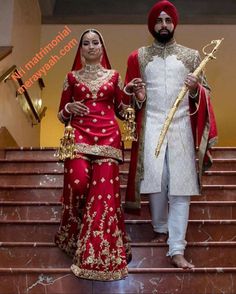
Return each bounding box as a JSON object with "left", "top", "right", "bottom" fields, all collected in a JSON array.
[{"left": 38, "top": 0, "right": 236, "bottom": 24}]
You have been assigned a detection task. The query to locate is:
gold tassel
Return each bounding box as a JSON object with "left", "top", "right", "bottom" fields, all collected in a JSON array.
[
  {"left": 122, "top": 106, "right": 137, "bottom": 142},
  {"left": 56, "top": 123, "right": 76, "bottom": 161}
]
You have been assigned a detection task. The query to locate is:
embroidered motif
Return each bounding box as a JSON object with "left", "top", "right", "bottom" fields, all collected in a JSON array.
[
  {"left": 55, "top": 187, "right": 85, "bottom": 256},
  {"left": 118, "top": 74, "right": 123, "bottom": 89},
  {"left": 139, "top": 41, "right": 200, "bottom": 74},
  {"left": 72, "top": 70, "right": 115, "bottom": 99},
  {"left": 71, "top": 194, "right": 129, "bottom": 281},
  {"left": 75, "top": 143, "right": 122, "bottom": 161},
  {"left": 92, "top": 158, "right": 119, "bottom": 165},
  {"left": 74, "top": 154, "right": 90, "bottom": 161},
  {"left": 63, "top": 76, "right": 70, "bottom": 91},
  {"left": 71, "top": 264, "right": 128, "bottom": 281}
]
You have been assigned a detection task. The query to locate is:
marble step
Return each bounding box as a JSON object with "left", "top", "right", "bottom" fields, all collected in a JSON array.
[
  {"left": 0, "top": 185, "right": 236, "bottom": 202},
  {"left": 0, "top": 158, "right": 235, "bottom": 172},
  {"left": 0, "top": 242, "right": 235, "bottom": 268},
  {"left": 0, "top": 171, "right": 235, "bottom": 186},
  {"left": 0, "top": 187, "right": 62, "bottom": 202},
  {"left": 142, "top": 199, "right": 236, "bottom": 220},
  {"left": 0, "top": 220, "right": 235, "bottom": 243},
  {"left": 193, "top": 185, "right": 236, "bottom": 201},
  {"left": 202, "top": 171, "right": 236, "bottom": 185},
  {"left": 208, "top": 147, "right": 236, "bottom": 159},
  {"left": 3, "top": 148, "right": 59, "bottom": 160},
  {"left": 2, "top": 147, "right": 236, "bottom": 160},
  {"left": 0, "top": 268, "right": 235, "bottom": 294},
  {"left": 209, "top": 159, "right": 236, "bottom": 171},
  {"left": 0, "top": 201, "right": 235, "bottom": 221},
  {"left": 0, "top": 160, "right": 64, "bottom": 173},
  {"left": 0, "top": 159, "right": 130, "bottom": 172},
  {"left": 127, "top": 220, "right": 236, "bottom": 243}
]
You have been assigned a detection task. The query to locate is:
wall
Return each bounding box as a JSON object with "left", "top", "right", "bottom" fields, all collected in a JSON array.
[
  {"left": 40, "top": 24, "right": 236, "bottom": 147},
  {"left": 0, "top": 0, "right": 41, "bottom": 147},
  {"left": 0, "top": 0, "right": 14, "bottom": 46}
]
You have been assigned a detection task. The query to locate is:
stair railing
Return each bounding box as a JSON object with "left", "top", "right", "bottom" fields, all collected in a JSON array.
[{"left": 0, "top": 65, "right": 47, "bottom": 125}]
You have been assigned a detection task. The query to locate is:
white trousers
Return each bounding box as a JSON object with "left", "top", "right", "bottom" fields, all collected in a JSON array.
[{"left": 148, "top": 150, "right": 191, "bottom": 257}]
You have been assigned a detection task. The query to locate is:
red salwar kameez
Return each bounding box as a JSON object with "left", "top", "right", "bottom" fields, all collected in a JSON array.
[{"left": 55, "top": 65, "right": 131, "bottom": 281}]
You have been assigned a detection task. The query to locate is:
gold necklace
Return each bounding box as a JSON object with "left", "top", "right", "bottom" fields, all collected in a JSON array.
[
  {"left": 80, "top": 64, "right": 106, "bottom": 80},
  {"left": 84, "top": 63, "right": 102, "bottom": 73},
  {"left": 74, "top": 64, "right": 114, "bottom": 99}
]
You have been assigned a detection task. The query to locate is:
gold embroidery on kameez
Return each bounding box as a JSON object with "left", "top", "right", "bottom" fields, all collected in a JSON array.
[
  {"left": 72, "top": 69, "right": 115, "bottom": 99},
  {"left": 75, "top": 143, "right": 122, "bottom": 161},
  {"left": 63, "top": 76, "right": 70, "bottom": 91}
]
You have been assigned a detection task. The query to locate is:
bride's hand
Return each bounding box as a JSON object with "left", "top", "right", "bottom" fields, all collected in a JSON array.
[
  {"left": 67, "top": 101, "right": 90, "bottom": 116},
  {"left": 125, "top": 78, "right": 146, "bottom": 101}
]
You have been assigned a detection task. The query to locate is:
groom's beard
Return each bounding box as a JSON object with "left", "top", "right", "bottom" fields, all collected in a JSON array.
[{"left": 153, "top": 29, "right": 174, "bottom": 43}]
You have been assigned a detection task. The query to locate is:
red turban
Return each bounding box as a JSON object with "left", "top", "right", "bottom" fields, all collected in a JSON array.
[{"left": 148, "top": 0, "right": 179, "bottom": 37}]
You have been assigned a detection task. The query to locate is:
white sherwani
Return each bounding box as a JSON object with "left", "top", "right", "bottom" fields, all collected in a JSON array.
[
  {"left": 139, "top": 40, "right": 200, "bottom": 196},
  {"left": 125, "top": 39, "right": 215, "bottom": 256}
]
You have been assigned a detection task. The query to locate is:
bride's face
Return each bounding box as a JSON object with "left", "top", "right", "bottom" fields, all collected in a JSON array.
[{"left": 81, "top": 31, "right": 103, "bottom": 64}]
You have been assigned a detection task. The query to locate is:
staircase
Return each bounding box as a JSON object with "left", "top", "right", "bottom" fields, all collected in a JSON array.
[{"left": 0, "top": 147, "right": 235, "bottom": 294}]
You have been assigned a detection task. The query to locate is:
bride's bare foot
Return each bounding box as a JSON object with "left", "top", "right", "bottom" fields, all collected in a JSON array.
[
  {"left": 151, "top": 232, "right": 168, "bottom": 243},
  {"left": 171, "top": 254, "right": 195, "bottom": 269}
]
